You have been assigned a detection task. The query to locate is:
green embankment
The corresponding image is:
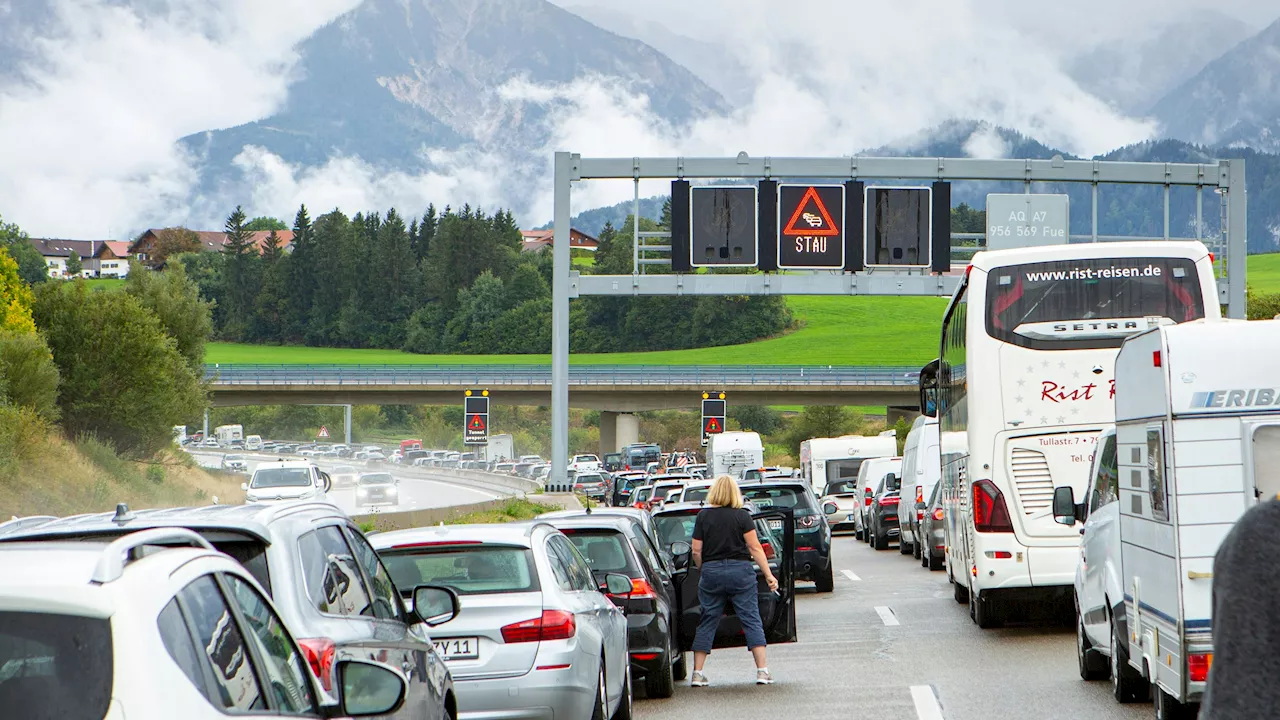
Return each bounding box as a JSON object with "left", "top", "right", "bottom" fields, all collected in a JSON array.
[{"left": 1248, "top": 253, "right": 1280, "bottom": 294}]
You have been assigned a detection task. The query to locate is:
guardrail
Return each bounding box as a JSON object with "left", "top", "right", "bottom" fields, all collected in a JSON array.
[{"left": 204, "top": 364, "right": 922, "bottom": 387}]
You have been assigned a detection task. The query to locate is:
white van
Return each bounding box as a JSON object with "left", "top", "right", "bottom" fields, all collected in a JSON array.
[
  {"left": 1056, "top": 319, "right": 1278, "bottom": 716},
  {"left": 896, "top": 418, "right": 966, "bottom": 558},
  {"left": 244, "top": 435, "right": 263, "bottom": 451},
  {"left": 853, "top": 456, "right": 903, "bottom": 541}
]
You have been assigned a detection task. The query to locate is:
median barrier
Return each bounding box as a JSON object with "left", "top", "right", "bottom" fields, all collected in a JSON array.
[{"left": 352, "top": 498, "right": 505, "bottom": 532}]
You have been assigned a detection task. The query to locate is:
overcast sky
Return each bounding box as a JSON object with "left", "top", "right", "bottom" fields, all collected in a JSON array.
[{"left": 1, "top": 0, "right": 1276, "bottom": 237}]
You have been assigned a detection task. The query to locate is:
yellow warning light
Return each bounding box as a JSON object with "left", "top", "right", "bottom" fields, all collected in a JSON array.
[
  {"left": 465, "top": 390, "right": 472, "bottom": 397},
  {"left": 482, "top": 389, "right": 489, "bottom": 397},
  {"left": 702, "top": 392, "right": 709, "bottom": 399},
  {"left": 718, "top": 392, "right": 725, "bottom": 400}
]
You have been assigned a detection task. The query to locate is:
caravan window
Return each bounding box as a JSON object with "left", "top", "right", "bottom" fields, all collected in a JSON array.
[
  {"left": 825, "top": 458, "right": 866, "bottom": 485},
  {"left": 1147, "top": 426, "right": 1169, "bottom": 522},
  {"left": 1251, "top": 425, "right": 1280, "bottom": 501}
]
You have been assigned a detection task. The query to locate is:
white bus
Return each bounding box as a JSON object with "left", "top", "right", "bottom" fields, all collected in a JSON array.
[
  {"left": 799, "top": 435, "right": 898, "bottom": 495},
  {"left": 929, "top": 240, "right": 1219, "bottom": 628}
]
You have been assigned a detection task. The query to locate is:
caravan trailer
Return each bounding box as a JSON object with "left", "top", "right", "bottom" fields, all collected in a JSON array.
[
  {"left": 1054, "top": 319, "right": 1280, "bottom": 716},
  {"left": 799, "top": 435, "right": 898, "bottom": 496}
]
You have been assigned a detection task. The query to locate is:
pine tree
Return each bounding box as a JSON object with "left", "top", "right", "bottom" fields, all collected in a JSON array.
[
  {"left": 262, "top": 229, "right": 283, "bottom": 263},
  {"left": 221, "top": 205, "right": 260, "bottom": 339},
  {"left": 283, "top": 205, "right": 312, "bottom": 341},
  {"left": 418, "top": 204, "right": 437, "bottom": 262}
]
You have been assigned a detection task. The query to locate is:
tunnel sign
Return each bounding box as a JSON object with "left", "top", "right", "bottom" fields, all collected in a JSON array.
[
  {"left": 701, "top": 391, "right": 727, "bottom": 445},
  {"left": 464, "top": 390, "right": 489, "bottom": 445},
  {"left": 985, "top": 194, "right": 1069, "bottom": 250},
  {"left": 778, "top": 184, "right": 845, "bottom": 269}
]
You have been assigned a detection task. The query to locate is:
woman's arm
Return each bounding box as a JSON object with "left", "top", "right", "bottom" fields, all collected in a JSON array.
[
  {"left": 691, "top": 538, "right": 703, "bottom": 569},
  {"left": 743, "top": 529, "right": 779, "bottom": 591}
]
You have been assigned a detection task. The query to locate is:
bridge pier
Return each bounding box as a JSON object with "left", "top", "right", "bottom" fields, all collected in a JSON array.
[
  {"left": 599, "top": 412, "right": 639, "bottom": 458},
  {"left": 203, "top": 408, "right": 209, "bottom": 439},
  {"left": 344, "top": 405, "right": 352, "bottom": 446}
]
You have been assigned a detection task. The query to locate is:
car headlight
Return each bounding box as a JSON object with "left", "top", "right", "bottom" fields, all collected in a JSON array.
[
  {"left": 357, "top": 487, "right": 368, "bottom": 495},
  {"left": 387, "top": 486, "right": 398, "bottom": 495}
]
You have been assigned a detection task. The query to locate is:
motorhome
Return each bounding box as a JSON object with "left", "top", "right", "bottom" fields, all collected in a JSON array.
[
  {"left": 214, "top": 424, "right": 244, "bottom": 445},
  {"left": 707, "top": 431, "right": 764, "bottom": 478},
  {"left": 799, "top": 434, "right": 899, "bottom": 496},
  {"left": 1054, "top": 319, "right": 1279, "bottom": 716}
]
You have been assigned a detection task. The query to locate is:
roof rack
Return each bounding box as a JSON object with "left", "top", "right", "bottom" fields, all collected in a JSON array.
[{"left": 91, "top": 528, "right": 215, "bottom": 584}]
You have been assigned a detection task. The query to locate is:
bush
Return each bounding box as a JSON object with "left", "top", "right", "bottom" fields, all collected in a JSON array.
[
  {"left": 74, "top": 433, "right": 139, "bottom": 485},
  {"left": 147, "top": 464, "right": 166, "bottom": 485},
  {"left": 0, "top": 404, "right": 49, "bottom": 476},
  {"left": 0, "top": 331, "right": 59, "bottom": 422}
]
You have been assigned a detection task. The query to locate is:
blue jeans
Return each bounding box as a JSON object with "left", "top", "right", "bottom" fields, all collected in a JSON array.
[{"left": 692, "top": 559, "right": 767, "bottom": 653}]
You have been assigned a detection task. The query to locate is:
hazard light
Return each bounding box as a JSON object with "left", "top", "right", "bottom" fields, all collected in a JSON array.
[{"left": 1153, "top": 350, "right": 1162, "bottom": 367}]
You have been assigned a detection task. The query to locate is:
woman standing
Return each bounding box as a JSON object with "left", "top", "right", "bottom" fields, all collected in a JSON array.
[{"left": 689, "top": 474, "right": 778, "bottom": 687}]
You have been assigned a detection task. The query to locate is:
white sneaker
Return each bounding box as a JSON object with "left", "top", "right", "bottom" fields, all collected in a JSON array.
[
  {"left": 690, "top": 671, "right": 709, "bottom": 687},
  {"left": 756, "top": 669, "right": 773, "bottom": 685}
]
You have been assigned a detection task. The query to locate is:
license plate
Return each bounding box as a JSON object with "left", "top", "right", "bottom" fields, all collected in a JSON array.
[
  {"left": 433, "top": 637, "right": 479, "bottom": 660},
  {"left": 767, "top": 520, "right": 783, "bottom": 530},
  {"left": 846, "top": 513, "right": 855, "bottom": 521}
]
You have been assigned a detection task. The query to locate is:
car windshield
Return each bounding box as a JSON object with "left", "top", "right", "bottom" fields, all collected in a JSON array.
[
  {"left": 359, "top": 473, "right": 394, "bottom": 485},
  {"left": 250, "top": 467, "right": 312, "bottom": 488},
  {"left": 381, "top": 546, "right": 538, "bottom": 596},
  {"left": 0, "top": 611, "right": 112, "bottom": 719},
  {"left": 332, "top": 466, "right": 356, "bottom": 474},
  {"left": 824, "top": 480, "right": 859, "bottom": 495},
  {"left": 225, "top": 455, "right": 244, "bottom": 461},
  {"left": 559, "top": 529, "right": 638, "bottom": 579},
  {"left": 740, "top": 485, "right": 811, "bottom": 510}
]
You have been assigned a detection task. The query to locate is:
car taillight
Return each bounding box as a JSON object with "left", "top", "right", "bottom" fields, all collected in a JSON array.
[
  {"left": 972, "top": 479, "right": 1014, "bottom": 533},
  {"left": 297, "top": 637, "right": 336, "bottom": 691},
  {"left": 864, "top": 488, "right": 874, "bottom": 507},
  {"left": 761, "top": 542, "right": 775, "bottom": 559},
  {"left": 916, "top": 486, "right": 924, "bottom": 505},
  {"left": 878, "top": 496, "right": 899, "bottom": 506},
  {"left": 933, "top": 507, "right": 944, "bottom": 521},
  {"left": 608, "top": 577, "right": 657, "bottom": 600},
  {"left": 916, "top": 509, "right": 924, "bottom": 521},
  {"left": 1188, "top": 653, "right": 1213, "bottom": 682},
  {"left": 502, "top": 610, "right": 576, "bottom": 643}
]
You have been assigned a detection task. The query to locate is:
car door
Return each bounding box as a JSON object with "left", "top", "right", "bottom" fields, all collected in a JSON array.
[
  {"left": 672, "top": 507, "right": 796, "bottom": 652},
  {"left": 548, "top": 535, "right": 626, "bottom": 694},
  {"left": 1081, "top": 432, "right": 1119, "bottom": 642}
]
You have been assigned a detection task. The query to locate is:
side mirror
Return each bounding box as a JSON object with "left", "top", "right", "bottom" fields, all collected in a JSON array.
[
  {"left": 240, "top": 482, "right": 248, "bottom": 492},
  {"left": 669, "top": 540, "right": 691, "bottom": 556},
  {"left": 327, "top": 659, "right": 408, "bottom": 717},
  {"left": 915, "top": 501, "right": 927, "bottom": 510},
  {"left": 410, "top": 585, "right": 460, "bottom": 626},
  {"left": 1052, "top": 486, "right": 1078, "bottom": 526},
  {"left": 822, "top": 502, "right": 839, "bottom": 515},
  {"left": 604, "top": 573, "right": 633, "bottom": 596}
]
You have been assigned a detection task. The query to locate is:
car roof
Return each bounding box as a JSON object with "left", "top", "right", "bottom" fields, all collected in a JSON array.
[
  {"left": 538, "top": 515, "right": 634, "bottom": 533},
  {"left": 369, "top": 521, "right": 553, "bottom": 550},
  {"left": 0, "top": 501, "right": 347, "bottom": 545}
]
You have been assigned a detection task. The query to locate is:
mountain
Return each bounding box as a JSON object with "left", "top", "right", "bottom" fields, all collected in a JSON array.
[
  {"left": 181, "top": 0, "right": 729, "bottom": 194},
  {"left": 1067, "top": 10, "right": 1253, "bottom": 116},
  {"left": 561, "top": 4, "right": 755, "bottom": 107},
  {"left": 1149, "top": 16, "right": 1280, "bottom": 151}
]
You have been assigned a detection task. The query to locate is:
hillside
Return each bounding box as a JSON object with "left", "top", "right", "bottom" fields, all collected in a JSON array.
[{"left": 182, "top": 0, "right": 728, "bottom": 197}]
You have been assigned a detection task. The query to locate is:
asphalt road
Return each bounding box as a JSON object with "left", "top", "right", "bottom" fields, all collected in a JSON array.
[
  {"left": 190, "top": 452, "right": 505, "bottom": 515},
  {"left": 637, "top": 532, "right": 1151, "bottom": 720}
]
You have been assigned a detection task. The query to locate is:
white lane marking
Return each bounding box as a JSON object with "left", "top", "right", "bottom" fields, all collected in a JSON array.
[
  {"left": 910, "top": 685, "right": 944, "bottom": 720},
  {"left": 841, "top": 570, "right": 861, "bottom": 582},
  {"left": 875, "top": 606, "right": 900, "bottom": 626}
]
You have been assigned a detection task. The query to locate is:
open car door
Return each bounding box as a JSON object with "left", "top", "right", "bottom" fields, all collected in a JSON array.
[{"left": 671, "top": 507, "right": 796, "bottom": 651}]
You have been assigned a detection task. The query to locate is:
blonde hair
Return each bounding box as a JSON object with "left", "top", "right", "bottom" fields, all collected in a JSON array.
[{"left": 706, "top": 474, "right": 743, "bottom": 509}]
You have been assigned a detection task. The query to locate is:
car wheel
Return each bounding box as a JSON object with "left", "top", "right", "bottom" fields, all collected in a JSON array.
[
  {"left": 1077, "top": 605, "right": 1108, "bottom": 681},
  {"left": 613, "top": 663, "right": 633, "bottom": 720},
  {"left": 646, "top": 640, "right": 676, "bottom": 699},
  {"left": 591, "top": 658, "right": 608, "bottom": 720},
  {"left": 814, "top": 560, "right": 834, "bottom": 593},
  {"left": 920, "top": 544, "right": 929, "bottom": 568},
  {"left": 899, "top": 534, "right": 912, "bottom": 555},
  {"left": 928, "top": 551, "right": 944, "bottom": 571},
  {"left": 913, "top": 535, "right": 922, "bottom": 560},
  {"left": 855, "top": 526, "right": 864, "bottom": 541},
  {"left": 672, "top": 650, "right": 687, "bottom": 681},
  {"left": 1110, "top": 615, "right": 1149, "bottom": 703}
]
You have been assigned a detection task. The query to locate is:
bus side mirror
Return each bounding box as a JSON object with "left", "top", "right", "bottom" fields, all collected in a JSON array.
[{"left": 1052, "top": 487, "right": 1078, "bottom": 525}]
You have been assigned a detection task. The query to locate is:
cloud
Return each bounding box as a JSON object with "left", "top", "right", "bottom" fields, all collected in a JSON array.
[{"left": 0, "top": 0, "right": 359, "bottom": 238}]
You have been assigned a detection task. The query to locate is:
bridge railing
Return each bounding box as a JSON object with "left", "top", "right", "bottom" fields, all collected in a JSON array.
[{"left": 204, "top": 364, "right": 923, "bottom": 387}]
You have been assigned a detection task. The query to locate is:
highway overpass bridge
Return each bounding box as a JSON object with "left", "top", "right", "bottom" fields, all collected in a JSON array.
[{"left": 205, "top": 364, "right": 922, "bottom": 411}]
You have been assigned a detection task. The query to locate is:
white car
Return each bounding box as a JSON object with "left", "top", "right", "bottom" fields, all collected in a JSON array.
[
  {"left": 0, "top": 527, "right": 412, "bottom": 719},
  {"left": 221, "top": 454, "right": 248, "bottom": 473},
  {"left": 242, "top": 460, "right": 331, "bottom": 503},
  {"left": 568, "top": 454, "right": 602, "bottom": 472}
]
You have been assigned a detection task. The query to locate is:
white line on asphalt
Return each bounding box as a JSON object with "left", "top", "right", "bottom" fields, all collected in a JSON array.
[
  {"left": 841, "top": 570, "right": 861, "bottom": 582},
  {"left": 910, "top": 685, "right": 944, "bottom": 720},
  {"left": 875, "top": 606, "right": 900, "bottom": 626}
]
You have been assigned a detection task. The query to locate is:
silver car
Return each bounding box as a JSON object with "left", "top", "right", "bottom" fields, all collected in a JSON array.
[{"left": 372, "top": 522, "right": 633, "bottom": 720}]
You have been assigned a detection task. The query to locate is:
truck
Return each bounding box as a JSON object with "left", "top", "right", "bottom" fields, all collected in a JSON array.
[
  {"left": 1053, "top": 318, "right": 1279, "bottom": 716},
  {"left": 400, "top": 439, "right": 423, "bottom": 455},
  {"left": 706, "top": 431, "right": 764, "bottom": 479},
  {"left": 621, "top": 443, "right": 661, "bottom": 471},
  {"left": 214, "top": 424, "right": 244, "bottom": 445},
  {"left": 488, "top": 434, "right": 515, "bottom": 462}
]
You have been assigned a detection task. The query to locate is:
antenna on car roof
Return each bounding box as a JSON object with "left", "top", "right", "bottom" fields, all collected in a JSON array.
[{"left": 112, "top": 503, "right": 135, "bottom": 525}]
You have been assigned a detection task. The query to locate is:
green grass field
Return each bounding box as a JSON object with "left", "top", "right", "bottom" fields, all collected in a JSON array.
[
  {"left": 85, "top": 278, "right": 126, "bottom": 291},
  {"left": 1248, "top": 253, "right": 1280, "bottom": 294},
  {"left": 207, "top": 295, "right": 949, "bottom": 367}
]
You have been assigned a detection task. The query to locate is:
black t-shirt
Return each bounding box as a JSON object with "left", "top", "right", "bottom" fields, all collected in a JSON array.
[{"left": 692, "top": 506, "right": 755, "bottom": 562}]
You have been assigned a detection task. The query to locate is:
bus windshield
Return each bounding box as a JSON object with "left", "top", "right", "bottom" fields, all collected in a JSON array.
[{"left": 986, "top": 256, "right": 1205, "bottom": 350}]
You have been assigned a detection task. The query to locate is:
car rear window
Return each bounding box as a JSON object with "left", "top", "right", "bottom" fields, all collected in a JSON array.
[
  {"left": 574, "top": 474, "right": 606, "bottom": 484},
  {"left": 740, "top": 486, "right": 813, "bottom": 510},
  {"left": 682, "top": 486, "right": 711, "bottom": 503},
  {"left": 380, "top": 546, "right": 539, "bottom": 596},
  {"left": 0, "top": 611, "right": 112, "bottom": 719},
  {"left": 558, "top": 530, "right": 639, "bottom": 578},
  {"left": 653, "top": 511, "right": 700, "bottom": 547},
  {"left": 651, "top": 485, "right": 681, "bottom": 501},
  {"left": 250, "top": 468, "right": 312, "bottom": 488}
]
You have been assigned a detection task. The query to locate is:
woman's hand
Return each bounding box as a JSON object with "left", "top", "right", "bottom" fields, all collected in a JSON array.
[{"left": 765, "top": 573, "right": 779, "bottom": 592}]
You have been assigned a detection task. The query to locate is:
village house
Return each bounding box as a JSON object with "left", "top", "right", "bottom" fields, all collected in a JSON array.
[{"left": 519, "top": 228, "right": 599, "bottom": 253}]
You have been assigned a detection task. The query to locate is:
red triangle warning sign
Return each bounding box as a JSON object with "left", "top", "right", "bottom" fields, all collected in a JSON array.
[
  {"left": 782, "top": 186, "right": 840, "bottom": 236},
  {"left": 704, "top": 417, "right": 722, "bottom": 434},
  {"left": 468, "top": 414, "right": 486, "bottom": 432}
]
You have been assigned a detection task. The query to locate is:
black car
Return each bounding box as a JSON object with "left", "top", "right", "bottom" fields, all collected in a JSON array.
[
  {"left": 866, "top": 471, "right": 903, "bottom": 550},
  {"left": 650, "top": 501, "right": 798, "bottom": 653},
  {"left": 610, "top": 472, "right": 649, "bottom": 507},
  {"left": 603, "top": 453, "right": 624, "bottom": 472},
  {"left": 541, "top": 513, "right": 684, "bottom": 697},
  {"left": 737, "top": 480, "right": 835, "bottom": 592}
]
